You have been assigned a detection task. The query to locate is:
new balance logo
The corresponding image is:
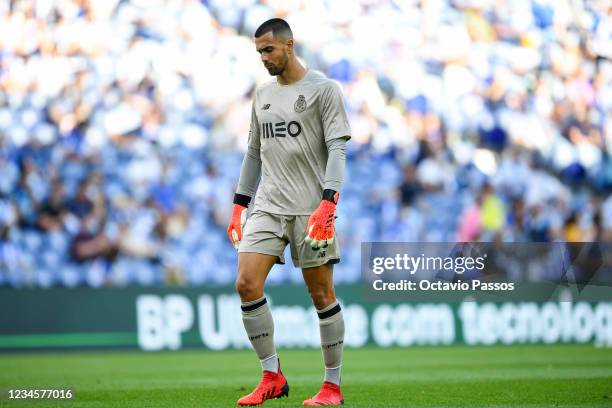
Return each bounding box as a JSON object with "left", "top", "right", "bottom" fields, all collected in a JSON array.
[
  {"left": 262, "top": 121, "right": 302, "bottom": 139},
  {"left": 261, "top": 104, "right": 270, "bottom": 110}
]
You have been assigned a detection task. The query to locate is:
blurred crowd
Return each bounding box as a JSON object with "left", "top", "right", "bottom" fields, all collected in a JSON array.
[{"left": 0, "top": 0, "right": 611, "bottom": 287}]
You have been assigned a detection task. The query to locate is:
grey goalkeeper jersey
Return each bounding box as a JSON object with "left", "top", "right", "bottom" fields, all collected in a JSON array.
[{"left": 237, "top": 70, "right": 351, "bottom": 215}]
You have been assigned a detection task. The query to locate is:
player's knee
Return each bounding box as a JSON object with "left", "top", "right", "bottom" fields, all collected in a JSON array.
[
  {"left": 235, "top": 275, "right": 261, "bottom": 301},
  {"left": 308, "top": 287, "right": 335, "bottom": 310}
]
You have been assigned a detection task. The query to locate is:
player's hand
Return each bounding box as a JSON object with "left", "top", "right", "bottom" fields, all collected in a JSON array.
[
  {"left": 227, "top": 203, "right": 247, "bottom": 250},
  {"left": 305, "top": 190, "right": 338, "bottom": 250}
]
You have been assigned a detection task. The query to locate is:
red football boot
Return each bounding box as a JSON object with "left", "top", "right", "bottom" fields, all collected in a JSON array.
[
  {"left": 303, "top": 381, "right": 344, "bottom": 406},
  {"left": 237, "top": 366, "right": 289, "bottom": 406}
]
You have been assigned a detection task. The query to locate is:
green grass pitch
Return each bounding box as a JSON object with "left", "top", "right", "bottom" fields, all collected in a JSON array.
[{"left": 1, "top": 345, "right": 611, "bottom": 407}]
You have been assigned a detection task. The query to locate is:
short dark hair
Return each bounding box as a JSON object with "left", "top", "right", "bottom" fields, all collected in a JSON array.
[{"left": 254, "top": 18, "right": 293, "bottom": 40}]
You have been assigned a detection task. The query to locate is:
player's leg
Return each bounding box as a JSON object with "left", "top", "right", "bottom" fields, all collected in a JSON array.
[
  {"left": 235, "top": 211, "right": 290, "bottom": 406},
  {"left": 302, "top": 263, "right": 345, "bottom": 384},
  {"left": 302, "top": 263, "right": 345, "bottom": 406},
  {"left": 287, "top": 214, "right": 344, "bottom": 405},
  {"left": 236, "top": 252, "right": 279, "bottom": 370}
]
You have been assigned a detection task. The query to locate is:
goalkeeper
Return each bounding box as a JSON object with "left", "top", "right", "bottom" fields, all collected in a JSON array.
[{"left": 226, "top": 18, "right": 350, "bottom": 407}]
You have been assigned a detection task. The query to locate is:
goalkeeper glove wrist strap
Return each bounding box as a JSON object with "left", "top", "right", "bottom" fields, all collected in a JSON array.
[
  {"left": 322, "top": 189, "right": 339, "bottom": 204},
  {"left": 233, "top": 193, "right": 251, "bottom": 207}
]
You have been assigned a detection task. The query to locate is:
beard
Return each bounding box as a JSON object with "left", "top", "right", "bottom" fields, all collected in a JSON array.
[
  {"left": 265, "top": 54, "right": 287, "bottom": 76},
  {"left": 265, "top": 65, "right": 283, "bottom": 75}
]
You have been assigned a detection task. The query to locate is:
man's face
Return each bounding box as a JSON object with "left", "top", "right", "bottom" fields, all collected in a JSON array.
[{"left": 255, "top": 31, "right": 290, "bottom": 76}]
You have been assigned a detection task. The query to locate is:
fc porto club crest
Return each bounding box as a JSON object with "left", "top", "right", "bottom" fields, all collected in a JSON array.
[{"left": 294, "top": 94, "right": 307, "bottom": 113}]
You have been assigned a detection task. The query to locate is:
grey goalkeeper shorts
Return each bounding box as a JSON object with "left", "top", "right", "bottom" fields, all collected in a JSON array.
[{"left": 238, "top": 209, "right": 340, "bottom": 269}]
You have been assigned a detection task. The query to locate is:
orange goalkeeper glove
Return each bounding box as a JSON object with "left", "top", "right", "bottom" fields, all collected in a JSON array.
[
  {"left": 305, "top": 189, "right": 339, "bottom": 250},
  {"left": 227, "top": 194, "right": 250, "bottom": 250}
]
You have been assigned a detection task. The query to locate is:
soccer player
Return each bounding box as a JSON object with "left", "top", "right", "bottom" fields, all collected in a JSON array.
[{"left": 226, "top": 18, "right": 350, "bottom": 407}]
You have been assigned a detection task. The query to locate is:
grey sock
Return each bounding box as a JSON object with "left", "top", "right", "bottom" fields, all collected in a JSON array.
[
  {"left": 317, "top": 300, "right": 344, "bottom": 385},
  {"left": 241, "top": 296, "right": 277, "bottom": 371},
  {"left": 260, "top": 354, "right": 279, "bottom": 373},
  {"left": 325, "top": 366, "right": 341, "bottom": 385}
]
